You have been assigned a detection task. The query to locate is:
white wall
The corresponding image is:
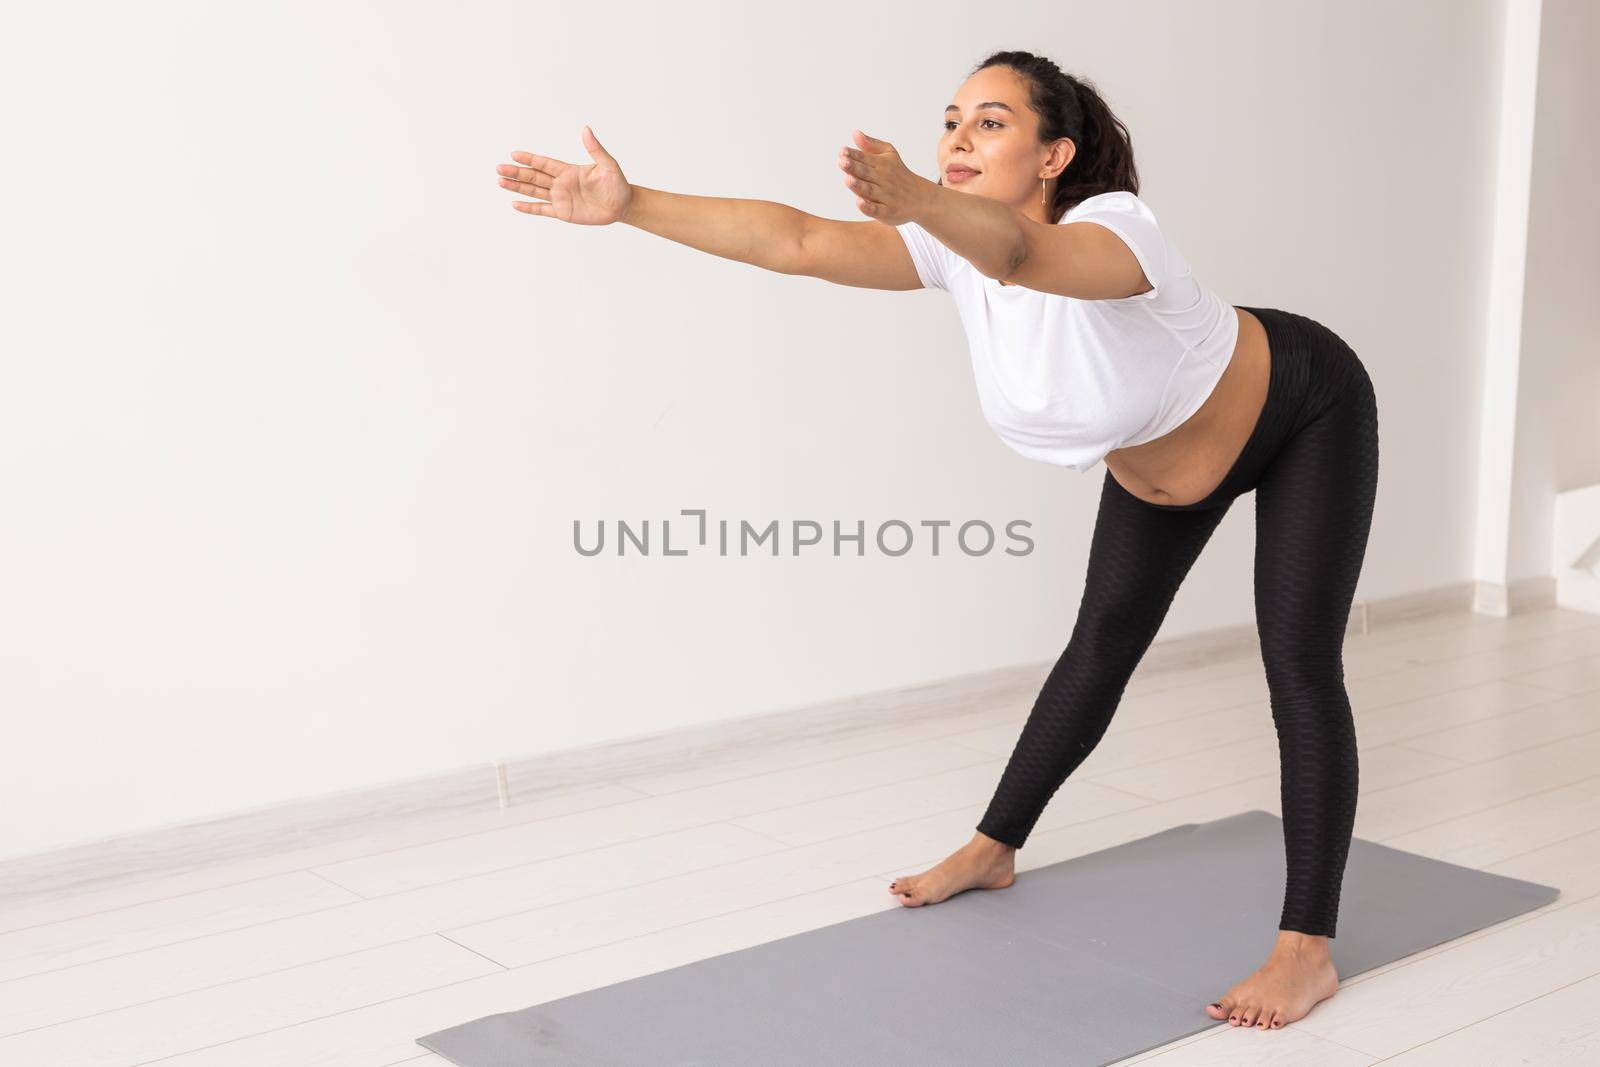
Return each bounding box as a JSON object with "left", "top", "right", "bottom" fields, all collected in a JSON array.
[
  {"left": 1509, "top": 0, "right": 1600, "bottom": 579},
  {"left": 0, "top": 0, "right": 1516, "bottom": 860}
]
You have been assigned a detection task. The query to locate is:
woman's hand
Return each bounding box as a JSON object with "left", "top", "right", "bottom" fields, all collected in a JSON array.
[
  {"left": 497, "top": 126, "right": 632, "bottom": 225},
  {"left": 837, "top": 129, "right": 935, "bottom": 225}
]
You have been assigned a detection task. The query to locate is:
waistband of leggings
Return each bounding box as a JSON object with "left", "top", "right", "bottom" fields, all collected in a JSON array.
[{"left": 1136, "top": 307, "right": 1306, "bottom": 512}]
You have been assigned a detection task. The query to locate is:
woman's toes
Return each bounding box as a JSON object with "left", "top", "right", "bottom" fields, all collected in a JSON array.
[
  {"left": 1255, "top": 1008, "right": 1273, "bottom": 1029},
  {"left": 1205, "top": 1001, "right": 1228, "bottom": 1020}
]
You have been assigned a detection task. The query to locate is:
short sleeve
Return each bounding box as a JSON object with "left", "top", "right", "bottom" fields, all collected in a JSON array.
[
  {"left": 1063, "top": 191, "right": 1167, "bottom": 301},
  {"left": 894, "top": 220, "right": 957, "bottom": 292}
]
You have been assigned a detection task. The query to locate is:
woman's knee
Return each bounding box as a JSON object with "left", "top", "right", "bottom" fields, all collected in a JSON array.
[
  {"left": 1262, "top": 661, "right": 1353, "bottom": 719},
  {"left": 1071, "top": 599, "right": 1167, "bottom": 655}
]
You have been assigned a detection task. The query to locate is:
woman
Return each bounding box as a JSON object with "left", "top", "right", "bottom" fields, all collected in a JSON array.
[{"left": 496, "top": 49, "right": 1378, "bottom": 1033}]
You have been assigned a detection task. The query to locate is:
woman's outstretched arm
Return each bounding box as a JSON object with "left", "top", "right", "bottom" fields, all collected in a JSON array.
[
  {"left": 498, "top": 127, "right": 923, "bottom": 289},
  {"left": 621, "top": 186, "right": 810, "bottom": 276},
  {"left": 500, "top": 129, "right": 812, "bottom": 274}
]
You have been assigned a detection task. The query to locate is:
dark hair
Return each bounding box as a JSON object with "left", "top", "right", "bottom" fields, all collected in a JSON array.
[{"left": 960, "top": 50, "right": 1139, "bottom": 222}]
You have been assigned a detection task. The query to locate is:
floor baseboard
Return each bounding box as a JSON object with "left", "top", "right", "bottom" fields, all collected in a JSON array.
[{"left": 0, "top": 582, "right": 1487, "bottom": 913}]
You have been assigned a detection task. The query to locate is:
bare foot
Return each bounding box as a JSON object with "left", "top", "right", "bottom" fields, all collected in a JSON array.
[
  {"left": 1204, "top": 931, "right": 1341, "bottom": 1030},
  {"left": 888, "top": 832, "right": 1016, "bottom": 906}
]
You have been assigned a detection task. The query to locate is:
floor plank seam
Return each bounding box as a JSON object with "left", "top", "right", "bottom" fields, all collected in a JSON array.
[{"left": 1362, "top": 965, "right": 1600, "bottom": 1062}]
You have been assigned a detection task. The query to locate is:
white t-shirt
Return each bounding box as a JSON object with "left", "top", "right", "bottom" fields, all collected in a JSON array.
[{"left": 895, "top": 190, "right": 1239, "bottom": 472}]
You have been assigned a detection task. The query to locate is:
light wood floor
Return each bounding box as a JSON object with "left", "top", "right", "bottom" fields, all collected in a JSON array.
[{"left": 3, "top": 605, "right": 1599, "bottom": 1065}]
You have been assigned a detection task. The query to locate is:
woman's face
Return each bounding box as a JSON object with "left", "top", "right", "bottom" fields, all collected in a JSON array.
[{"left": 940, "top": 66, "right": 1074, "bottom": 220}]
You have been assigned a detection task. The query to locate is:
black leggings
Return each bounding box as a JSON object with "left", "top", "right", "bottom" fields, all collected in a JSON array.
[{"left": 976, "top": 306, "right": 1380, "bottom": 939}]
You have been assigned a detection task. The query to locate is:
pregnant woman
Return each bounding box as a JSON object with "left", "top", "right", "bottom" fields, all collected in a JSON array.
[{"left": 497, "top": 49, "right": 1379, "bottom": 1033}]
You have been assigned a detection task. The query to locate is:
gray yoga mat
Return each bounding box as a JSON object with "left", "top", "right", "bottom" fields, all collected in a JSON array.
[{"left": 416, "top": 809, "right": 1559, "bottom": 1066}]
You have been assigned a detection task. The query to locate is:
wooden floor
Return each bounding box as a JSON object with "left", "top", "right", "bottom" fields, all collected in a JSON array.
[{"left": 3, "top": 605, "right": 1599, "bottom": 1065}]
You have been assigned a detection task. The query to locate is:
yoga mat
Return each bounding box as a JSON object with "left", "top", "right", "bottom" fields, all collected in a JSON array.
[{"left": 416, "top": 809, "right": 1559, "bottom": 1066}]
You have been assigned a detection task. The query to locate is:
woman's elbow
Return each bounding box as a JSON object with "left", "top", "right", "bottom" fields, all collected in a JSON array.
[{"left": 981, "top": 241, "right": 1030, "bottom": 283}]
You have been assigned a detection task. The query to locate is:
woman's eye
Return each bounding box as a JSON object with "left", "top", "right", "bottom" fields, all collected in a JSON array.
[{"left": 943, "top": 119, "right": 1002, "bottom": 131}]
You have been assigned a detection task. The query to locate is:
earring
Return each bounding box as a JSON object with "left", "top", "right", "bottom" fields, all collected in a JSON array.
[{"left": 1040, "top": 176, "right": 1046, "bottom": 204}]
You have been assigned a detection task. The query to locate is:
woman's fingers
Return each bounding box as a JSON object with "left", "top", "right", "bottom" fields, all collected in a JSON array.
[
  {"left": 508, "top": 151, "right": 571, "bottom": 176},
  {"left": 511, "top": 200, "right": 553, "bottom": 215},
  {"left": 841, "top": 169, "right": 879, "bottom": 193},
  {"left": 498, "top": 174, "right": 549, "bottom": 197},
  {"left": 498, "top": 161, "right": 554, "bottom": 184},
  {"left": 510, "top": 150, "right": 562, "bottom": 169},
  {"left": 841, "top": 152, "right": 881, "bottom": 203},
  {"left": 837, "top": 157, "right": 873, "bottom": 184},
  {"left": 838, "top": 149, "right": 887, "bottom": 186}
]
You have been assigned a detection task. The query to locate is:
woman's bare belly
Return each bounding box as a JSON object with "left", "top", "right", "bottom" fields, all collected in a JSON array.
[{"left": 1102, "top": 307, "right": 1272, "bottom": 506}]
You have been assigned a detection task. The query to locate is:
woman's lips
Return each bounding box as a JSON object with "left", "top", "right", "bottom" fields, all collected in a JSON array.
[{"left": 946, "top": 166, "right": 978, "bottom": 184}]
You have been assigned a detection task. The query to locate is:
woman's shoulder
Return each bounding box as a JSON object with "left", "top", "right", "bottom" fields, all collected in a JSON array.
[{"left": 1059, "top": 189, "right": 1157, "bottom": 224}]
